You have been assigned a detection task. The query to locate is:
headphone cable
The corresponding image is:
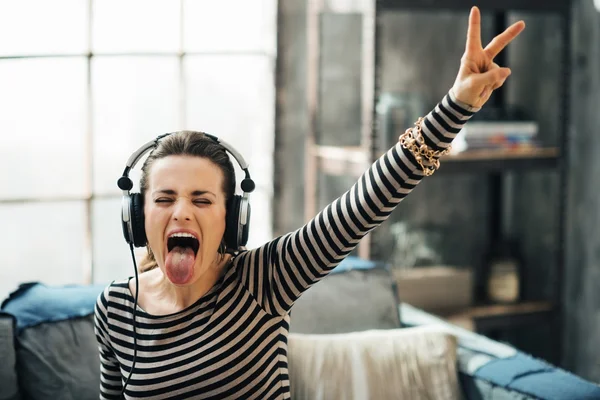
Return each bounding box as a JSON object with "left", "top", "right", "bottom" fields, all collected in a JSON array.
[{"left": 121, "top": 243, "right": 139, "bottom": 397}]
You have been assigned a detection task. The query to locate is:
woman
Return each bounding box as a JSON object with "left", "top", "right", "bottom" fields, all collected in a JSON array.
[{"left": 95, "top": 7, "right": 525, "bottom": 400}]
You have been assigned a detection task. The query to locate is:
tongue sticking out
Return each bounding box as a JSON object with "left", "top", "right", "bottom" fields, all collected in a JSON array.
[{"left": 165, "top": 246, "right": 196, "bottom": 285}]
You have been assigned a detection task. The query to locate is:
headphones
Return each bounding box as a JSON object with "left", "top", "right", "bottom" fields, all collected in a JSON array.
[{"left": 117, "top": 132, "right": 255, "bottom": 251}]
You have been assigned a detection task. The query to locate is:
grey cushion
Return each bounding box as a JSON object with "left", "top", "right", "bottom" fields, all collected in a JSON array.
[
  {"left": 290, "top": 267, "right": 401, "bottom": 334},
  {"left": 0, "top": 312, "right": 21, "bottom": 400},
  {"left": 15, "top": 314, "right": 100, "bottom": 400}
]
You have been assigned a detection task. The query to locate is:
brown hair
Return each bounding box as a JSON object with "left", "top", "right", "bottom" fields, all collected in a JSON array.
[{"left": 137, "top": 131, "right": 236, "bottom": 272}]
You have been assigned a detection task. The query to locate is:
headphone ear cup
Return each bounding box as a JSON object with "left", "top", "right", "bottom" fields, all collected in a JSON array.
[
  {"left": 121, "top": 195, "right": 133, "bottom": 245},
  {"left": 130, "top": 193, "right": 147, "bottom": 247},
  {"left": 239, "top": 197, "right": 250, "bottom": 247},
  {"left": 225, "top": 195, "right": 241, "bottom": 250}
]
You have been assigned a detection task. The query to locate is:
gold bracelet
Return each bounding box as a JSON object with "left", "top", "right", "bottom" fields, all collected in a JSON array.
[{"left": 398, "top": 117, "right": 452, "bottom": 176}]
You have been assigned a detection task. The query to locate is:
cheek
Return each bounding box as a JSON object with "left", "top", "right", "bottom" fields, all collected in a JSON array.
[
  {"left": 144, "top": 205, "right": 167, "bottom": 239},
  {"left": 205, "top": 207, "right": 227, "bottom": 241}
]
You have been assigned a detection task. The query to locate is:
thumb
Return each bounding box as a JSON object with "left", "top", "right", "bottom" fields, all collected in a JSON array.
[{"left": 472, "top": 67, "right": 511, "bottom": 87}]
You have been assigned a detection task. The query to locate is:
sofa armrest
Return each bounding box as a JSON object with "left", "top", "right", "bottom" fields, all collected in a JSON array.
[
  {"left": 400, "top": 303, "right": 600, "bottom": 400},
  {"left": 400, "top": 302, "right": 516, "bottom": 359}
]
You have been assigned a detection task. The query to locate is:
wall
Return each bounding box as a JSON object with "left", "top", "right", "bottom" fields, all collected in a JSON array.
[
  {"left": 563, "top": 0, "right": 600, "bottom": 382},
  {"left": 274, "top": 0, "right": 307, "bottom": 236}
]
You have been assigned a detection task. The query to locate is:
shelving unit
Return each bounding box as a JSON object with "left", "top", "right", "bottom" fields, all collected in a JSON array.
[
  {"left": 305, "top": 0, "right": 571, "bottom": 362},
  {"left": 305, "top": 0, "right": 571, "bottom": 364}
]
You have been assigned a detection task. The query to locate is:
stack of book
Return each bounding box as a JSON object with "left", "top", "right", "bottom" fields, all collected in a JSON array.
[
  {"left": 453, "top": 106, "right": 539, "bottom": 153},
  {"left": 459, "top": 120, "right": 539, "bottom": 151}
]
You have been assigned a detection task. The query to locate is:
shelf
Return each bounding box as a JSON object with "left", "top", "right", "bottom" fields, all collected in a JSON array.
[
  {"left": 380, "top": 0, "right": 569, "bottom": 14},
  {"left": 439, "top": 147, "right": 559, "bottom": 174},
  {"left": 441, "top": 301, "right": 556, "bottom": 332},
  {"left": 313, "top": 145, "right": 560, "bottom": 177}
]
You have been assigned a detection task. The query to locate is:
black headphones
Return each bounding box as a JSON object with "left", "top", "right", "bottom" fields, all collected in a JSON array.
[{"left": 117, "top": 132, "right": 255, "bottom": 251}]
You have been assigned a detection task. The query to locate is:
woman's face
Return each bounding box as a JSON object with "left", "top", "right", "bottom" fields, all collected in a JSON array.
[{"left": 144, "top": 155, "right": 227, "bottom": 286}]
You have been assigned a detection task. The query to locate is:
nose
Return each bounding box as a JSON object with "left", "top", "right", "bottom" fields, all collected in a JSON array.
[{"left": 172, "top": 198, "right": 192, "bottom": 221}]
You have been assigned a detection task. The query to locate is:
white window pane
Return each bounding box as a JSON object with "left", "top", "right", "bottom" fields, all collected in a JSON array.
[
  {"left": 183, "top": 0, "right": 277, "bottom": 55},
  {"left": 184, "top": 55, "right": 274, "bottom": 188},
  {"left": 92, "top": 197, "right": 146, "bottom": 285},
  {"left": 92, "top": 57, "right": 181, "bottom": 195},
  {"left": 92, "top": 0, "right": 180, "bottom": 53},
  {"left": 0, "top": 201, "right": 87, "bottom": 300},
  {"left": 0, "top": 58, "right": 88, "bottom": 200},
  {"left": 325, "top": 0, "right": 372, "bottom": 13},
  {"left": 0, "top": 0, "right": 88, "bottom": 56},
  {"left": 246, "top": 187, "right": 273, "bottom": 249}
]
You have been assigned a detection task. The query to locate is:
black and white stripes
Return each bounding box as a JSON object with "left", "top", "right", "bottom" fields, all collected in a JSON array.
[{"left": 94, "top": 90, "right": 479, "bottom": 399}]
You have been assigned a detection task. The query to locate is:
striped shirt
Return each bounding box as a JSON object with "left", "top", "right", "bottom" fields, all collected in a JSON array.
[{"left": 94, "top": 90, "right": 479, "bottom": 399}]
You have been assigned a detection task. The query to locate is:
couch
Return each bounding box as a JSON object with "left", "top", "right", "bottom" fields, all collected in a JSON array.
[{"left": 1, "top": 259, "right": 599, "bottom": 400}]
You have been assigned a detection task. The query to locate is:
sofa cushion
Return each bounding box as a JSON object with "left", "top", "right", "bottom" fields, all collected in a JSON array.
[
  {"left": 289, "top": 266, "right": 401, "bottom": 334},
  {"left": 288, "top": 326, "right": 462, "bottom": 400},
  {"left": 0, "top": 312, "right": 21, "bottom": 400},
  {"left": 1, "top": 283, "right": 104, "bottom": 399},
  {"left": 15, "top": 314, "right": 100, "bottom": 400}
]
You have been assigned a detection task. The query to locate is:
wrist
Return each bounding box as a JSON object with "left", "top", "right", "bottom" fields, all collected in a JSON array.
[{"left": 449, "top": 87, "right": 482, "bottom": 113}]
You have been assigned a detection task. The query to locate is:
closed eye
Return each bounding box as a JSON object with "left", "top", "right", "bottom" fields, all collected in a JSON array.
[
  {"left": 193, "top": 199, "right": 212, "bottom": 205},
  {"left": 154, "top": 198, "right": 211, "bottom": 205}
]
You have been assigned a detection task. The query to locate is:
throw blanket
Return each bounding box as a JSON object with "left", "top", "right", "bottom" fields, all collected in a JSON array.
[{"left": 288, "top": 327, "right": 462, "bottom": 400}]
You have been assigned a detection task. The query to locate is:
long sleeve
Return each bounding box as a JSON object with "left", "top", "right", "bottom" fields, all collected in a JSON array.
[
  {"left": 94, "top": 288, "right": 124, "bottom": 400},
  {"left": 235, "top": 89, "right": 480, "bottom": 315}
]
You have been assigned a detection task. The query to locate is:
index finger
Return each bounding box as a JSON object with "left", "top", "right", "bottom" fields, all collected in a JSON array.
[
  {"left": 466, "top": 6, "right": 482, "bottom": 53},
  {"left": 484, "top": 20, "right": 526, "bottom": 59}
]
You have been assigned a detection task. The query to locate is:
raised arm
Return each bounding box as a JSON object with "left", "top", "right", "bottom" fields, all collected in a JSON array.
[{"left": 235, "top": 7, "right": 525, "bottom": 315}]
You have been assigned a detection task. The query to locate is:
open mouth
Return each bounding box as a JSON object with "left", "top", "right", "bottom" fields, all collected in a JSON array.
[
  {"left": 164, "top": 231, "right": 199, "bottom": 285},
  {"left": 167, "top": 233, "right": 200, "bottom": 255}
]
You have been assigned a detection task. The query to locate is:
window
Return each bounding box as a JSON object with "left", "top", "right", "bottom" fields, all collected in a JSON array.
[{"left": 0, "top": 0, "right": 277, "bottom": 298}]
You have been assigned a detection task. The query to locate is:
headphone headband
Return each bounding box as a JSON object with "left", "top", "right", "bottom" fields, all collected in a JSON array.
[{"left": 117, "top": 132, "right": 255, "bottom": 194}]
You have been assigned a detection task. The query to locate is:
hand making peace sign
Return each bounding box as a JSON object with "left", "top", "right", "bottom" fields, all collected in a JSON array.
[{"left": 451, "top": 7, "right": 526, "bottom": 108}]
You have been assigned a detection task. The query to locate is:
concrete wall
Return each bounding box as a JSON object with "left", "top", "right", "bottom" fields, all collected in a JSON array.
[{"left": 563, "top": 0, "right": 600, "bottom": 382}]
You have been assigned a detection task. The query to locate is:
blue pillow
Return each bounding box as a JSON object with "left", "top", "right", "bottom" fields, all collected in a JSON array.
[{"left": 1, "top": 282, "right": 105, "bottom": 332}]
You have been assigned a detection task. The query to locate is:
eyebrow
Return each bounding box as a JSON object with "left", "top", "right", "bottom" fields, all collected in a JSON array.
[{"left": 153, "top": 189, "right": 216, "bottom": 197}]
